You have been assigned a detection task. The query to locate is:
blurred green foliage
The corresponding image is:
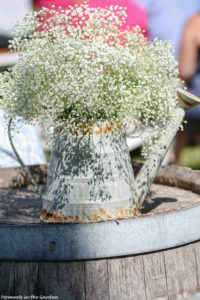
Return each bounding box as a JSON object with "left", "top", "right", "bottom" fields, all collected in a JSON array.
[
  {"left": 179, "top": 146, "right": 200, "bottom": 169},
  {"left": 44, "top": 150, "right": 51, "bottom": 163},
  {"left": 131, "top": 146, "right": 200, "bottom": 169}
]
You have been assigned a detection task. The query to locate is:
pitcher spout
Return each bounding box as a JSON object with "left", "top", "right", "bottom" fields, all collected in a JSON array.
[{"left": 132, "top": 88, "right": 200, "bottom": 212}]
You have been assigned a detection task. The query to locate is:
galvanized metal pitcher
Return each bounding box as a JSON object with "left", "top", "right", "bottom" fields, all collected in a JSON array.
[
  {"left": 41, "top": 125, "right": 136, "bottom": 222},
  {"left": 8, "top": 88, "right": 200, "bottom": 223}
]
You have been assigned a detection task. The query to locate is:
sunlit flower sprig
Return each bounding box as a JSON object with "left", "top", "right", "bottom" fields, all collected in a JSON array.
[{"left": 0, "top": 3, "right": 180, "bottom": 156}]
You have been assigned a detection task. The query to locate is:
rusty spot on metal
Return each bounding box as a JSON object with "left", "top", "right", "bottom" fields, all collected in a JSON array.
[
  {"left": 95, "top": 129, "right": 102, "bottom": 136},
  {"left": 41, "top": 208, "right": 86, "bottom": 223},
  {"left": 97, "top": 206, "right": 136, "bottom": 221},
  {"left": 75, "top": 215, "right": 79, "bottom": 222},
  {"left": 41, "top": 204, "right": 140, "bottom": 223},
  {"left": 48, "top": 241, "right": 56, "bottom": 252},
  {"left": 56, "top": 122, "right": 121, "bottom": 136},
  {"left": 94, "top": 127, "right": 112, "bottom": 136},
  {"left": 99, "top": 208, "right": 108, "bottom": 216},
  {"left": 94, "top": 124, "right": 119, "bottom": 136},
  {"left": 82, "top": 210, "right": 91, "bottom": 221},
  {"left": 76, "top": 206, "right": 133, "bottom": 222},
  {"left": 41, "top": 209, "right": 73, "bottom": 223},
  {"left": 91, "top": 214, "right": 102, "bottom": 221}
]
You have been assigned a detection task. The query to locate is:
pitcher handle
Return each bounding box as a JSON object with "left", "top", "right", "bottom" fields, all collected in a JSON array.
[{"left": 8, "top": 118, "right": 43, "bottom": 200}]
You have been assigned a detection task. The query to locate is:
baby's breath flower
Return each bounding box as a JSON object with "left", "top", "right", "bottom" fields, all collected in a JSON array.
[{"left": 0, "top": 4, "right": 180, "bottom": 156}]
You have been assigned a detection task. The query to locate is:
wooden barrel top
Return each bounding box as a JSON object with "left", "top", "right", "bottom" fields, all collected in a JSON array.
[
  {"left": 1, "top": 162, "right": 200, "bottom": 224},
  {"left": 0, "top": 180, "right": 200, "bottom": 225},
  {"left": 1, "top": 163, "right": 200, "bottom": 299},
  {"left": 0, "top": 163, "right": 200, "bottom": 260}
]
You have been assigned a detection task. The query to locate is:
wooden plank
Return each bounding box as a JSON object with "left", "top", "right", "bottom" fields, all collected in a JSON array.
[
  {"left": 38, "top": 262, "right": 60, "bottom": 297},
  {"left": 58, "top": 261, "right": 85, "bottom": 300},
  {"left": 14, "top": 262, "right": 39, "bottom": 295},
  {"left": 85, "top": 259, "right": 109, "bottom": 300},
  {"left": 108, "top": 255, "right": 146, "bottom": 300},
  {"left": 143, "top": 251, "right": 168, "bottom": 300},
  {"left": 0, "top": 164, "right": 48, "bottom": 189},
  {"left": 193, "top": 240, "right": 200, "bottom": 289},
  {"left": 0, "top": 262, "right": 15, "bottom": 295},
  {"left": 164, "top": 243, "right": 198, "bottom": 300},
  {"left": 0, "top": 188, "right": 42, "bottom": 225},
  {"left": 39, "top": 261, "right": 85, "bottom": 300}
]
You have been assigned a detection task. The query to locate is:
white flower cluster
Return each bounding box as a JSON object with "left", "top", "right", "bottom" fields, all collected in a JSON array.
[{"left": 0, "top": 4, "right": 180, "bottom": 155}]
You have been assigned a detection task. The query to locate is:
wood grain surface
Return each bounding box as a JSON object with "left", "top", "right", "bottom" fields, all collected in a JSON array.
[
  {"left": 0, "top": 182, "right": 200, "bottom": 225},
  {"left": 1, "top": 244, "right": 200, "bottom": 299}
]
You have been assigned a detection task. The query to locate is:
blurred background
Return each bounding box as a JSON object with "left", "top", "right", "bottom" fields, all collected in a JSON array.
[{"left": 1, "top": 0, "right": 200, "bottom": 168}]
